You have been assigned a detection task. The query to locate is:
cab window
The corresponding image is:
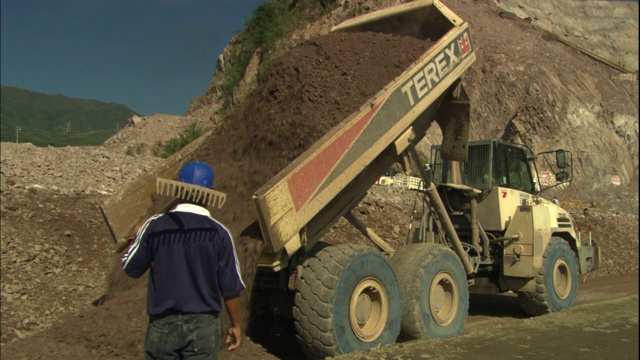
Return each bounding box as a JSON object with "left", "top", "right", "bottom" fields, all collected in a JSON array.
[{"left": 494, "top": 144, "right": 534, "bottom": 193}]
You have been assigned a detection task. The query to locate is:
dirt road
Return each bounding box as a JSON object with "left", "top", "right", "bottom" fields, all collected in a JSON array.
[{"left": 332, "top": 272, "right": 639, "bottom": 360}]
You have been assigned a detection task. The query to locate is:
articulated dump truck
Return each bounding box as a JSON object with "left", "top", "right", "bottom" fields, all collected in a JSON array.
[{"left": 100, "top": 1, "right": 600, "bottom": 358}]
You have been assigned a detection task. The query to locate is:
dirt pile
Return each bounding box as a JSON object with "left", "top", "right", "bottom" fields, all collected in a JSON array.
[
  {"left": 0, "top": 142, "right": 162, "bottom": 196},
  {"left": 191, "top": 31, "right": 432, "bottom": 234},
  {"left": 102, "top": 114, "right": 216, "bottom": 156},
  {"left": 0, "top": 189, "right": 115, "bottom": 345}
]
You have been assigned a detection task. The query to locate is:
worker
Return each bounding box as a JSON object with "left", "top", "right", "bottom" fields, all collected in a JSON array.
[
  {"left": 121, "top": 161, "right": 245, "bottom": 359},
  {"left": 552, "top": 196, "right": 560, "bottom": 205}
]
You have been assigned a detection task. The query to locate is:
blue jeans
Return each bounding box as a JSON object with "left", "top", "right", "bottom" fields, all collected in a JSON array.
[{"left": 144, "top": 313, "right": 220, "bottom": 360}]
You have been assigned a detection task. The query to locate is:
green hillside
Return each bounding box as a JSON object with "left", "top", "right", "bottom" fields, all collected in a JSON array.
[{"left": 0, "top": 86, "right": 138, "bottom": 146}]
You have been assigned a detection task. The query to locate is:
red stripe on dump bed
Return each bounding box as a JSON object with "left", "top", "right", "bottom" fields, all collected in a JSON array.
[{"left": 287, "top": 103, "right": 381, "bottom": 212}]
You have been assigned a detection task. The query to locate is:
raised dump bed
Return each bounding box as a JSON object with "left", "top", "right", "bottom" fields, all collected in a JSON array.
[{"left": 253, "top": 0, "right": 476, "bottom": 268}]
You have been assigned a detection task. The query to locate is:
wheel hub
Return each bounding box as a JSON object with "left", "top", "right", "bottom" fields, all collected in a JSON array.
[
  {"left": 553, "top": 258, "right": 572, "bottom": 299},
  {"left": 355, "top": 293, "right": 372, "bottom": 323},
  {"left": 429, "top": 271, "right": 458, "bottom": 326},
  {"left": 350, "top": 278, "right": 388, "bottom": 342}
]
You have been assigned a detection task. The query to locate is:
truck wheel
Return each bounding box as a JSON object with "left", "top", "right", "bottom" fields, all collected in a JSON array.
[
  {"left": 293, "top": 244, "right": 401, "bottom": 358},
  {"left": 390, "top": 243, "right": 468, "bottom": 339},
  {"left": 517, "top": 237, "right": 579, "bottom": 316}
]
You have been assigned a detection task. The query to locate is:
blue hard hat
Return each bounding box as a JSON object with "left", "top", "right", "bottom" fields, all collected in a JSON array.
[{"left": 178, "top": 161, "right": 215, "bottom": 189}]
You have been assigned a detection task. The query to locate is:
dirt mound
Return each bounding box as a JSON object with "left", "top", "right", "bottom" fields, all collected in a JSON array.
[
  {"left": 0, "top": 142, "right": 163, "bottom": 196},
  {"left": 192, "top": 31, "right": 431, "bottom": 233},
  {"left": 102, "top": 114, "right": 216, "bottom": 156}
]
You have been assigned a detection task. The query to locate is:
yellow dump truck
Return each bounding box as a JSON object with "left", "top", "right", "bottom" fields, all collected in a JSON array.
[
  {"left": 250, "top": 1, "right": 477, "bottom": 356},
  {"left": 427, "top": 140, "right": 600, "bottom": 315},
  {"left": 100, "top": 1, "right": 599, "bottom": 358}
]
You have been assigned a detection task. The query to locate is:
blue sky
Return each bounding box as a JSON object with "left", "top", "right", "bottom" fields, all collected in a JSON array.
[{"left": 1, "top": 0, "right": 266, "bottom": 116}]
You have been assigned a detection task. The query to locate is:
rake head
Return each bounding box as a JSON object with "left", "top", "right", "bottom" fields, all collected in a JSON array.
[{"left": 156, "top": 178, "right": 226, "bottom": 209}]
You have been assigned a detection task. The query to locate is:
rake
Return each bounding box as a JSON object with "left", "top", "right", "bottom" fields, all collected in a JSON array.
[
  {"left": 156, "top": 177, "right": 226, "bottom": 209},
  {"left": 113, "top": 178, "right": 227, "bottom": 253}
]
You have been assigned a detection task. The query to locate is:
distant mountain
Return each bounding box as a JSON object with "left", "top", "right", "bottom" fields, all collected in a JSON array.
[{"left": 0, "top": 86, "right": 139, "bottom": 147}]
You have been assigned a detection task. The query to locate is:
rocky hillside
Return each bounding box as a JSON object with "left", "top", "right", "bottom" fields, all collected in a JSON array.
[
  {"left": 496, "top": 0, "right": 639, "bottom": 73},
  {"left": 446, "top": 0, "right": 638, "bottom": 214}
]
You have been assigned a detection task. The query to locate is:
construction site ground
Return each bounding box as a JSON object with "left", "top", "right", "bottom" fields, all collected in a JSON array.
[
  {"left": 1, "top": 0, "right": 638, "bottom": 359},
  {"left": 0, "top": 181, "right": 637, "bottom": 359},
  {"left": 333, "top": 272, "right": 639, "bottom": 360}
]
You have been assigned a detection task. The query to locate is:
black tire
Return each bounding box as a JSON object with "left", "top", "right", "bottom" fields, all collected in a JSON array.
[
  {"left": 390, "top": 243, "right": 468, "bottom": 339},
  {"left": 518, "top": 237, "right": 579, "bottom": 316},
  {"left": 293, "top": 244, "right": 401, "bottom": 358}
]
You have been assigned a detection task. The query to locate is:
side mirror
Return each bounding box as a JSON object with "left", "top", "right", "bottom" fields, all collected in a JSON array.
[
  {"left": 556, "top": 150, "right": 567, "bottom": 169},
  {"left": 556, "top": 171, "right": 570, "bottom": 182}
]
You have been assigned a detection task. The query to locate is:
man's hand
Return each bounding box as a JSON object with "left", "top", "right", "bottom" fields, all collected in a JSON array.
[
  {"left": 225, "top": 326, "right": 241, "bottom": 350},
  {"left": 223, "top": 295, "right": 243, "bottom": 351}
]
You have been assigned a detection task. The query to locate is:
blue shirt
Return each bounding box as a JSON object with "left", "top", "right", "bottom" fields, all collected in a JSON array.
[{"left": 122, "top": 203, "right": 245, "bottom": 316}]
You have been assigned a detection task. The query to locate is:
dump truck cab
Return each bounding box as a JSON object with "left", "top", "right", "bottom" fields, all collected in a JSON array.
[{"left": 429, "top": 139, "right": 600, "bottom": 300}]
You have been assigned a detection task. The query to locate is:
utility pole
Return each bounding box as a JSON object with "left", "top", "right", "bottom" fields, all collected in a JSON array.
[
  {"left": 66, "top": 122, "right": 71, "bottom": 145},
  {"left": 16, "top": 126, "right": 21, "bottom": 143}
]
